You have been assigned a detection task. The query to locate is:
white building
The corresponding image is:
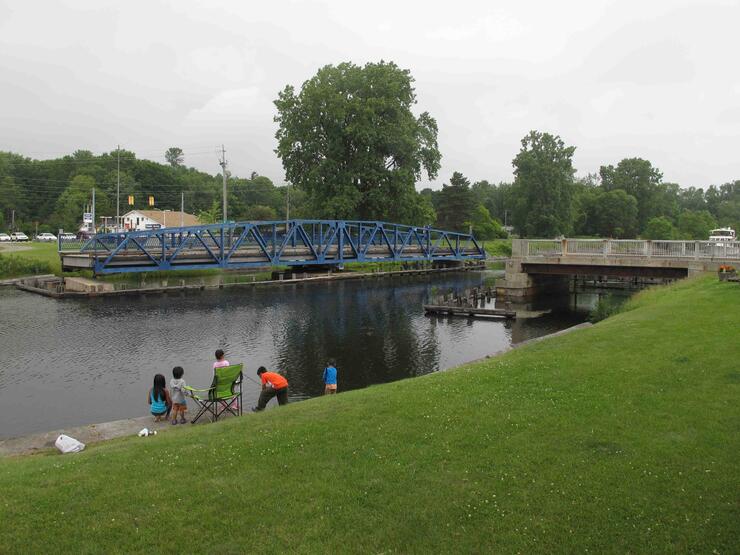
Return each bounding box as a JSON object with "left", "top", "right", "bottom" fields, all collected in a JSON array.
[{"left": 122, "top": 210, "right": 200, "bottom": 231}]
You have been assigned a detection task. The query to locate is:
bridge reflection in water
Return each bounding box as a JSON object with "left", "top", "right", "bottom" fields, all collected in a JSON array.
[{"left": 59, "top": 219, "right": 485, "bottom": 274}]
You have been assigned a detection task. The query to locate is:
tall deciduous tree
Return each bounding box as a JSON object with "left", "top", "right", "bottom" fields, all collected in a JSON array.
[
  {"left": 511, "top": 131, "right": 576, "bottom": 237},
  {"left": 165, "top": 147, "right": 184, "bottom": 168},
  {"left": 600, "top": 158, "right": 664, "bottom": 230},
  {"left": 274, "top": 61, "right": 441, "bottom": 224},
  {"left": 582, "top": 189, "right": 639, "bottom": 238}
]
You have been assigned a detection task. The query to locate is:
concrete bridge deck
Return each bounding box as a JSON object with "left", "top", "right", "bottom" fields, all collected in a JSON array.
[{"left": 504, "top": 238, "right": 739, "bottom": 297}]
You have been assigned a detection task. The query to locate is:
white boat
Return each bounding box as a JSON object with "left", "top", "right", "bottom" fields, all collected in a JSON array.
[{"left": 709, "top": 227, "right": 736, "bottom": 245}]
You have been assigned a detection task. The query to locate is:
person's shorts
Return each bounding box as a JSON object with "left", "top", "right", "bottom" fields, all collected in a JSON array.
[
  {"left": 325, "top": 384, "right": 337, "bottom": 390},
  {"left": 173, "top": 402, "right": 187, "bottom": 411},
  {"left": 151, "top": 410, "right": 167, "bottom": 416}
]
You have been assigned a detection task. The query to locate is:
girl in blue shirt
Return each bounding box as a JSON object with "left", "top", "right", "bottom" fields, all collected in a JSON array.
[{"left": 148, "top": 373, "right": 172, "bottom": 421}]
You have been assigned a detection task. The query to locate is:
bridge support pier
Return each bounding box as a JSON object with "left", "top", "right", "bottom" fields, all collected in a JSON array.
[{"left": 499, "top": 260, "right": 570, "bottom": 299}]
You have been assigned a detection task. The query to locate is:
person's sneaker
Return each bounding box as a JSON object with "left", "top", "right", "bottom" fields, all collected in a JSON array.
[
  {"left": 180, "top": 417, "right": 186, "bottom": 424},
  {"left": 171, "top": 420, "right": 177, "bottom": 425}
]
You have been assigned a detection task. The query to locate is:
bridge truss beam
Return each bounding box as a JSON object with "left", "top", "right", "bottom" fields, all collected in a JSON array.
[{"left": 64, "top": 220, "right": 486, "bottom": 274}]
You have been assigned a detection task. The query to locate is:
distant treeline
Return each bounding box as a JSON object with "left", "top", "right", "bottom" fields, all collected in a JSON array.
[
  {"left": 424, "top": 153, "right": 739, "bottom": 240},
  {"left": 0, "top": 149, "right": 301, "bottom": 234},
  {"left": 1, "top": 145, "right": 738, "bottom": 241}
]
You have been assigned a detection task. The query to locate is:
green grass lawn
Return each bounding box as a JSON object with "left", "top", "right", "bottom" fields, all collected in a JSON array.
[
  {"left": 1, "top": 277, "right": 738, "bottom": 553},
  {"left": 0, "top": 242, "right": 60, "bottom": 277},
  {"left": 482, "top": 238, "right": 512, "bottom": 257}
]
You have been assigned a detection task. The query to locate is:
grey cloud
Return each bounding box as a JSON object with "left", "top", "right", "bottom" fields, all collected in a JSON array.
[{"left": 0, "top": 0, "right": 738, "bottom": 189}]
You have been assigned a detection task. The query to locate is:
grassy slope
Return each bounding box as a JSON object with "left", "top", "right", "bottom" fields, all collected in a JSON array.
[{"left": 1, "top": 277, "right": 738, "bottom": 553}]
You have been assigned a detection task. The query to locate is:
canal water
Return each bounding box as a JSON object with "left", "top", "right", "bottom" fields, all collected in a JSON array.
[{"left": 0, "top": 272, "right": 599, "bottom": 439}]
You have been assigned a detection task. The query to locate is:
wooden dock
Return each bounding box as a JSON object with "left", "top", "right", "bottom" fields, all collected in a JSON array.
[{"left": 423, "top": 304, "right": 516, "bottom": 319}]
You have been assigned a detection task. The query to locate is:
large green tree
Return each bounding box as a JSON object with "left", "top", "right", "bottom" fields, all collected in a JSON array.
[
  {"left": 53, "top": 175, "right": 111, "bottom": 232},
  {"left": 600, "top": 158, "right": 664, "bottom": 231},
  {"left": 511, "top": 131, "right": 576, "bottom": 237},
  {"left": 643, "top": 216, "right": 677, "bottom": 240},
  {"left": 579, "top": 189, "right": 639, "bottom": 238},
  {"left": 677, "top": 210, "right": 717, "bottom": 239},
  {"left": 165, "top": 147, "right": 184, "bottom": 168},
  {"left": 274, "top": 61, "right": 441, "bottom": 224}
]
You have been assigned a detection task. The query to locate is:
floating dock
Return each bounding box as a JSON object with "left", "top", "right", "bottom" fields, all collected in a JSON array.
[{"left": 423, "top": 304, "right": 516, "bottom": 319}]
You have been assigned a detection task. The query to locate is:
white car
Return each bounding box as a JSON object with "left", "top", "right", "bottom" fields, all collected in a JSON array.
[
  {"left": 9, "top": 232, "right": 29, "bottom": 242},
  {"left": 59, "top": 232, "right": 76, "bottom": 241},
  {"left": 0, "top": 233, "right": 11, "bottom": 242},
  {"left": 35, "top": 232, "right": 57, "bottom": 242}
]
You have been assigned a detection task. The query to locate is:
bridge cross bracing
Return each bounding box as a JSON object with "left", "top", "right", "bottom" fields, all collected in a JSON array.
[{"left": 59, "top": 220, "right": 486, "bottom": 274}]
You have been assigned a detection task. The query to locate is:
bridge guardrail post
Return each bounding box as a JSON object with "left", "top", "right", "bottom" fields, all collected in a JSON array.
[
  {"left": 694, "top": 241, "right": 699, "bottom": 260},
  {"left": 561, "top": 238, "right": 568, "bottom": 257},
  {"left": 602, "top": 239, "right": 609, "bottom": 258}
]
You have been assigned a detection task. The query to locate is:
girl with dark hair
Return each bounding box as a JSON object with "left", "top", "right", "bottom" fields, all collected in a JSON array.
[{"left": 148, "top": 373, "right": 172, "bottom": 422}]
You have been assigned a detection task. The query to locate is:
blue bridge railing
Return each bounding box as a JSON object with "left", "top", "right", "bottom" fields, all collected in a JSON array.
[{"left": 59, "top": 220, "right": 486, "bottom": 274}]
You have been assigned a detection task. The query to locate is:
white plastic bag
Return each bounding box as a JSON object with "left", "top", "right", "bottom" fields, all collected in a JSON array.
[
  {"left": 55, "top": 434, "right": 85, "bottom": 454},
  {"left": 137, "top": 428, "right": 157, "bottom": 437}
]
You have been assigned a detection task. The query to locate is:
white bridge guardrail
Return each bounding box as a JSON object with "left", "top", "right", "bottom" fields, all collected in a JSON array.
[{"left": 523, "top": 239, "right": 740, "bottom": 260}]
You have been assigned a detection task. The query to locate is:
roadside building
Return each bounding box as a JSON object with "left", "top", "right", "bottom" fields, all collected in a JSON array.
[{"left": 122, "top": 210, "right": 200, "bottom": 231}]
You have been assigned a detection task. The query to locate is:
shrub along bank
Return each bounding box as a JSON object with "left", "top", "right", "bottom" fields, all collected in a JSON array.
[{"left": 0, "top": 276, "right": 738, "bottom": 553}]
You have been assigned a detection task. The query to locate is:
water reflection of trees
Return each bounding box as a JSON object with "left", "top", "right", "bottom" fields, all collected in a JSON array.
[{"left": 69, "top": 273, "right": 485, "bottom": 398}]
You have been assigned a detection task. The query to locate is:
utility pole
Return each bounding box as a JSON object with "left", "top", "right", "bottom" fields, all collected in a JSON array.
[
  {"left": 286, "top": 182, "right": 290, "bottom": 223},
  {"left": 218, "top": 144, "right": 227, "bottom": 223},
  {"left": 116, "top": 145, "right": 120, "bottom": 231},
  {"left": 11, "top": 209, "right": 15, "bottom": 232},
  {"left": 180, "top": 191, "right": 184, "bottom": 227},
  {"left": 92, "top": 187, "right": 96, "bottom": 233}
]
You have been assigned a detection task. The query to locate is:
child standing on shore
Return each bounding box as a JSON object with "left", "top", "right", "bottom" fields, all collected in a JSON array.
[
  {"left": 170, "top": 366, "right": 188, "bottom": 425},
  {"left": 148, "top": 374, "right": 172, "bottom": 422},
  {"left": 323, "top": 360, "right": 338, "bottom": 395}
]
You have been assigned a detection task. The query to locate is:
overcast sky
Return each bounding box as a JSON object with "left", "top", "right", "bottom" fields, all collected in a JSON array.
[{"left": 1, "top": 0, "right": 738, "bottom": 189}]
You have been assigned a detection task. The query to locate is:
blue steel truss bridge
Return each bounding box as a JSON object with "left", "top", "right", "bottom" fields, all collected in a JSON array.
[{"left": 59, "top": 220, "right": 486, "bottom": 275}]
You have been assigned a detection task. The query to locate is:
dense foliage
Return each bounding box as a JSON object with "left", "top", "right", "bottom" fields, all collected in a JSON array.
[
  {"left": 0, "top": 150, "right": 292, "bottom": 234},
  {"left": 274, "top": 61, "right": 440, "bottom": 224}
]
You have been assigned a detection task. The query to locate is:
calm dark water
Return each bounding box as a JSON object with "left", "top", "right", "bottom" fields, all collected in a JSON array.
[{"left": 0, "top": 272, "right": 596, "bottom": 438}]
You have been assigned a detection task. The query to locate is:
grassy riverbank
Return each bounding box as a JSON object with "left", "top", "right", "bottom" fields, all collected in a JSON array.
[
  {"left": 0, "top": 242, "right": 58, "bottom": 277},
  {"left": 1, "top": 276, "right": 738, "bottom": 553}
]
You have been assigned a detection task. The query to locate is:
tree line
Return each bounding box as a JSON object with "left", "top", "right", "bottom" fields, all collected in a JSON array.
[
  {"left": 1, "top": 61, "right": 738, "bottom": 240},
  {"left": 0, "top": 149, "right": 302, "bottom": 234},
  {"left": 423, "top": 132, "right": 739, "bottom": 240}
]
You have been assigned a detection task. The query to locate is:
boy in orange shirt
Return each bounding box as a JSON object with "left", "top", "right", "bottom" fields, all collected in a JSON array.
[{"left": 252, "top": 366, "right": 289, "bottom": 412}]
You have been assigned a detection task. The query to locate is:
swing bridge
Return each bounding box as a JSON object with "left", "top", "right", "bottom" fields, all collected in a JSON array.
[{"left": 58, "top": 219, "right": 486, "bottom": 275}]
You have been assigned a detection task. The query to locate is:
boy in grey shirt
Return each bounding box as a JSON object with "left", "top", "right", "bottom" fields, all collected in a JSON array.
[{"left": 170, "top": 366, "right": 188, "bottom": 424}]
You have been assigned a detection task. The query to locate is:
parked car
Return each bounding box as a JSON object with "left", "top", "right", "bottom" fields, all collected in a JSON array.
[
  {"left": 10, "top": 232, "right": 29, "bottom": 242},
  {"left": 59, "top": 232, "right": 76, "bottom": 241},
  {"left": 35, "top": 232, "right": 58, "bottom": 242},
  {"left": 0, "top": 233, "right": 11, "bottom": 242}
]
